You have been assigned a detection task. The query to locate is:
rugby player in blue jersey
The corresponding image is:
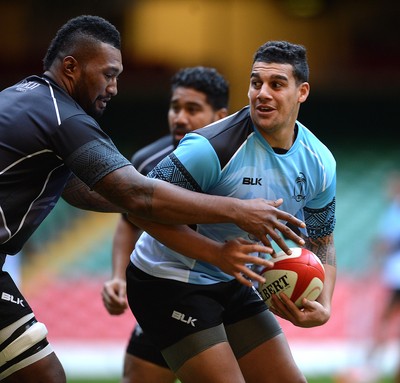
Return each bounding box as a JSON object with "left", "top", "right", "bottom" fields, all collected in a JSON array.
[{"left": 125, "top": 41, "right": 337, "bottom": 383}]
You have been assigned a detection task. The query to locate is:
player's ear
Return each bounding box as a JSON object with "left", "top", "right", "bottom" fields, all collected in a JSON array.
[
  {"left": 216, "top": 108, "right": 228, "bottom": 120},
  {"left": 63, "top": 56, "right": 78, "bottom": 76},
  {"left": 298, "top": 82, "right": 310, "bottom": 104}
]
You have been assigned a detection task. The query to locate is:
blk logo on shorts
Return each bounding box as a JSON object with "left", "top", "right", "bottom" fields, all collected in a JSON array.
[
  {"left": 1, "top": 292, "right": 25, "bottom": 307},
  {"left": 171, "top": 310, "right": 197, "bottom": 327}
]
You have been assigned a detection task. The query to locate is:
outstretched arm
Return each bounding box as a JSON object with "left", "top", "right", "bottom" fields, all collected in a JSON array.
[
  {"left": 126, "top": 214, "right": 275, "bottom": 287},
  {"left": 63, "top": 166, "right": 306, "bottom": 252}
]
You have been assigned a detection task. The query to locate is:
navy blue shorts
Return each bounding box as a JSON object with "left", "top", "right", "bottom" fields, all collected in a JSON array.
[
  {"left": 126, "top": 263, "right": 281, "bottom": 371},
  {"left": 126, "top": 323, "right": 169, "bottom": 368}
]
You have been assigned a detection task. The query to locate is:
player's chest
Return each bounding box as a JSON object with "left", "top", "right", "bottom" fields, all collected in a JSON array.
[{"left": 210, "top": 152, "right": 317, "bottom": 212}]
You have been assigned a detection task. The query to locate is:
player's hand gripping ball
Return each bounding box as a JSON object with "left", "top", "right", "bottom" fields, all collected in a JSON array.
[{"left": 258, "top": 247, "right": 325, "bottom": 308}]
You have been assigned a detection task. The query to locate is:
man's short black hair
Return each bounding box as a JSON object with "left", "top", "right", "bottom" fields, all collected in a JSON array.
[
  {"left": 43, "top": 15, "right": 121, "bottom": 70},
  {"left": 253, "top": 41, "right": 309, "bottom": 84},
  {"left": 171, "top": 66, "right": 229, "bottom": 111}
]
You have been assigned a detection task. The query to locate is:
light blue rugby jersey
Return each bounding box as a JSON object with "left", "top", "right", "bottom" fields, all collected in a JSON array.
[{"left": 131, "top": 106, "right": 336, "bottom": 285}]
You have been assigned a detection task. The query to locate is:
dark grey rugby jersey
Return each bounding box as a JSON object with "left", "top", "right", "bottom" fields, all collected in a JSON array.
[
  {"left": 131, "top": 135, "right": 174, "bottom": 175},
  {"left": 0, "top": 75, "right": 130, "bottom": 254}
]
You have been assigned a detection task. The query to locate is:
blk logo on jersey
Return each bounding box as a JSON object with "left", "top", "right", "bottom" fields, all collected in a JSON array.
[
  {"left": 1, "top": 292, "right": 25, "bottom": 307},
  {"left": 242, "top": 177, "right": 262, "bottom": 186},
  {"left": 16, "top": 81, "right": 40, "bottom": 93},
  {"left": 171, "top": 310, "right": 197, "bottom": 327},
  {"left": 292, "top": 172, "right": 306, "bottom": 202}
]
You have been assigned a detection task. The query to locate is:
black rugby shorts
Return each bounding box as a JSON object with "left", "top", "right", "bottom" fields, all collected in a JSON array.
[
  {"left": 0, "top": 258, "right": 33, "bottom": 329},
  {"left": 126, "top": 323, "right": 169, "bottom": 368},
  {"left": 126, "top": 263, "right": 280, "bottom": 359}
]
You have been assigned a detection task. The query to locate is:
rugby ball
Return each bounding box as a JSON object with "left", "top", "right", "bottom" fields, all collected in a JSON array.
[{"left": 258, "top": 247, "right": 325, "bottom": 308}]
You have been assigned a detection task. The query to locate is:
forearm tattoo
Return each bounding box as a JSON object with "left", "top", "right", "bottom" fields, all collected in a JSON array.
[{"left": 303, "top": 234, "right": 336, "bottom": 268}]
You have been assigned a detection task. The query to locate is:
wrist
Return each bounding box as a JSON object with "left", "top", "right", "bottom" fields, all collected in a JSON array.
[{"left": 111, "top": 274, "right": 126, "bottom": 282}]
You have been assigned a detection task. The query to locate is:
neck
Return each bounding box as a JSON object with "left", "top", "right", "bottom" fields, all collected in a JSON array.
[
  {"left": 264, "top": 124, "right": 298, "bottom": 151},
  {"left": 43, "top": 69, "right": 71, "bottom": 95}
]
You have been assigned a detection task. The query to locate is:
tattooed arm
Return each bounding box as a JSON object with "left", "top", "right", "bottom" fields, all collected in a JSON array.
[
  {"left": 304, "top": 233, "right": 337, "bottom": 317},
  {"left": 62, "top": 166, "right": 306, "bottom": 250},
  {"left": 62, "top": 174, "right": 126, "bottom": 213}
]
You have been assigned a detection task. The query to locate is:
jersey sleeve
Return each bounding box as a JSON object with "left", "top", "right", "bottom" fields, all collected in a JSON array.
[
  {"left": 49, "top": 114, "right": 131, "bottom": 188},
  {"left": 147, "top": 133, "right": 221, "bottom": 192},
  {"left": 304, "top": 163, "right": 336, "bottom": 239},
  {"left": 306, "top": 172, "right": 336, "bottom": 209}
]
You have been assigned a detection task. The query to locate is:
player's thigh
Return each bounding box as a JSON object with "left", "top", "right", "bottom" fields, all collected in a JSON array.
[
  {"left": 123, "top": 354, "right": 176, "bottom": 383},
  {"left": 3, "top": 352, "right": 66, "bottom": 383},
  {"left": 176, "top": 341, "right": 245, "bottom": 383},
  {"left": 238, "top": 332, "right": 306, "bottom": 383}
]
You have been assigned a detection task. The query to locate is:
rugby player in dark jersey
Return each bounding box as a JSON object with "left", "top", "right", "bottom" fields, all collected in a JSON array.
[
  {"left": 102, "top": 66, "right": 229, "bottom": 383},
  {"left": 0, "top": 15, "right": 306, "bottom": 382}
]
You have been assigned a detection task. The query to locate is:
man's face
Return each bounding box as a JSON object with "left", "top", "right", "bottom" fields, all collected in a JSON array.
[
  {"left": 168, "top": 87, "right": 225, "bottom": 145},
  {"left": 248, "top": 62, "right": 309, "bottom": 140},
  {"left": 72, "top": 42, "right": 123, "bottom": 119}
]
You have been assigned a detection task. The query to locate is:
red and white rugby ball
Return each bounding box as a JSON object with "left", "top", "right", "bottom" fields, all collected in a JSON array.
[{"left": 258, "top": 247, "right": 325, "bottom": 308}]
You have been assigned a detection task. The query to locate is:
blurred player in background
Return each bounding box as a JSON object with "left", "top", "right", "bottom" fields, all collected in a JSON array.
[
  {"left": 367, "top": 171, "right": 400, "bottom": 382},
  {"left": 102, "top": 66, "right": 229, "bottom": 383},
  {"left": 125, "top": 41, "right": 337, "bottom": 383},
  {"left": 0, "top": 16, "right": 306, "bottom": 383}
]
